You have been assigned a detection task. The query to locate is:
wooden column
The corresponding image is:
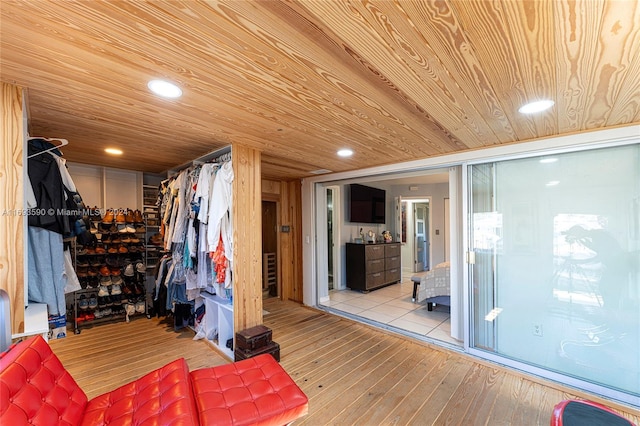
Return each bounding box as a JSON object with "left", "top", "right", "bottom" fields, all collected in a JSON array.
[
  {"left": 280, "top": 180, "right": 303, "bottom": 302},
  {"left": 0, "top": 83, "right": 25, "bottom": 334},
  {"left": 232, "top": 144, "right": 262, "bottom": 331}
]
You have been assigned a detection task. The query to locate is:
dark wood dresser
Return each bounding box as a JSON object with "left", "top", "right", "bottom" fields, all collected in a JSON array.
[{"left": 345, "top": 242, "right": 401, "bottom": 292}]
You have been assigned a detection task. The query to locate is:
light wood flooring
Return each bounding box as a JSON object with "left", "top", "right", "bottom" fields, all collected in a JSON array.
[{"left": 49, "top": 298, "right": 639, "bottom": 425}]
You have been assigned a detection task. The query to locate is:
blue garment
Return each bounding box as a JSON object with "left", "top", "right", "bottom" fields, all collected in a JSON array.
[
  {"left": 28, "top": 226, "right": 66, "bottom": 316},
  {"left": 167, "top": 282, "right": 190, "bottom": 310}
]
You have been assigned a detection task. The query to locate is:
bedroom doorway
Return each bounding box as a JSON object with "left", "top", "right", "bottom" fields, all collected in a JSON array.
[{"left": 414, "top": 202, "right": 429, "bottom": 272}]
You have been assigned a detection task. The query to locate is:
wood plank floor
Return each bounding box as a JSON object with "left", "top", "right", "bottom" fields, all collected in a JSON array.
[{"left": 49, "top": 298, "right": 639, "bottom": 425}]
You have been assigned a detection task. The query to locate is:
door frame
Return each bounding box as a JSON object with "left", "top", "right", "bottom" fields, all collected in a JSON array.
[
  {"left": 326, "top": 186, "right": 342, "bottom": 291},
  {"left": 401, "top": 197, "right": 433, "bottom": 273},
  {"left": 261, "top": 194, "right": 282, "bottom": 300}
]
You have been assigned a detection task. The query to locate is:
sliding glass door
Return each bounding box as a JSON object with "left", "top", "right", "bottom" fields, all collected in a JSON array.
[{"left": 468, "top": 143, "right": 639, "bottom": 401}]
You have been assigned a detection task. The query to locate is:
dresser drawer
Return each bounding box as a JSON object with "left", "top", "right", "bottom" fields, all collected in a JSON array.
[
  {"left": 366, "top": 258, "right": 385, "bottom": 273},
  {"left": 385, "top": 256, "right": 400, "bottom": 269},
  {"left": 366, "top": 271, "right": 385, "bottom": 289},
  {"left": 385, "top": 268, "right": 401, "bottom": 283},
  {"left": 365, "top": 244, "right": 385, "bottom": 259},
  {"left": 384, "top": 243, "right": 400, "bottom": 257}
]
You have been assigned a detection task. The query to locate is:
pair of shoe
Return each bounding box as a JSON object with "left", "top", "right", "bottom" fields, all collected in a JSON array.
[
  {"left": 149, "top": 233, "right": 163, "bottom": 246},
  {"left": 125, "top": 303, "right": 136, "bottom": 317},
  {"left": 103, "top": 209, "right": 128, "bottom": 224},
  {"left": 123, "top": 263, "right": 135, "bottom": 277},
  {"left": 116, "top": 210, "right": 126, "bottom": 224},
  {"left": 76, "top": 312, "right": 95, "bottom": 323},
  {"left": 102, "top": 209, "right": 115, "bottom": 224},
  {"left": 89, "top": 221, "right": 99, "bottom": 234},
  {"left": 78, "top": 295, "right": 89, "bottom": 310},
  {"left": 117, "top": 223, "right": 136, "bottom": 233},
  {"left": 76, "top": 266, "right": 88, "bottom": 278},
  {"left": 99, "top": 265, "right": 110, "bottom": 277},
  {"left": 98, "top": 284, "right": 109, "bottom": 297}
]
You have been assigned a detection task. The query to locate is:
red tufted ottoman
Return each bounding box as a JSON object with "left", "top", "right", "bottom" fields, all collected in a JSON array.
[
  {"left": 190, "top": 354, "right": 308, "bottom": 426},
  {"left": 2, "top": 335, "right": 308, "bottom": 425}
]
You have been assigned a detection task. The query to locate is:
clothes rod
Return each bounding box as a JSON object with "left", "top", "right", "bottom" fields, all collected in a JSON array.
[{"left": 165, "top": 146, "right": 231, "bottom": 176}]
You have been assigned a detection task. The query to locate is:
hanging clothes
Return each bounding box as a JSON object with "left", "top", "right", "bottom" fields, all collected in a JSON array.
[
  {"left": 27, "top": 227, "right": 66, "bottom": 316},
  {"left": 153, "top": 158, "right": 233, "bottom": 316},
  {"left": 207, "top": 161, "right": 234, "bottom": 288},
  {"left": 27, "top": 140, "right": 67, "bottom": 234},
  {"left": 26, "top": 138, "right": 83, "bottom": 316}
]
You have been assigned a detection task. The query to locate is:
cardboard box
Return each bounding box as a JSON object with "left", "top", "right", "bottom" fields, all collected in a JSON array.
[{"left": 48, "top": 314, "right": 67, "bottom": 340}]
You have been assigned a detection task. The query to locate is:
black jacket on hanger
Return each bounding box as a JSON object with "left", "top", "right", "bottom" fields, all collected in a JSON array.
[{"left": 28, "top": 139, "right": 68, "bottom": 235}]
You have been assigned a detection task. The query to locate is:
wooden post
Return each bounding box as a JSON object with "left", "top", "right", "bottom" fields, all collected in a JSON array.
[
  {"left": 232, "top": 144, "right": 262, "bottom": 332},
  {"left": 0, "top": 83, "right": 25, "bottom": 334}
]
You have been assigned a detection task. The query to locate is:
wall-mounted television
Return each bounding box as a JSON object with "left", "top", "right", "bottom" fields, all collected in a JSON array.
[{"left": 349, "top": 183, "right": 386, "bottom": 224}]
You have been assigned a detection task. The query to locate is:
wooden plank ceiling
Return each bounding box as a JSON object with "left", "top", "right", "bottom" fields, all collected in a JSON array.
[{"left": 1, "top": 1, "right": 638, "bottom": 180}]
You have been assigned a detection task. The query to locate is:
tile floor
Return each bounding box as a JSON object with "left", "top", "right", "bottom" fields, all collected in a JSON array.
[{"left": 321, "top": 274, "right": 460, "bottom": 346}]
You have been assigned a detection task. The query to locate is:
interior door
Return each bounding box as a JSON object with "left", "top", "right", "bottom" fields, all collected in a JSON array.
[{"left": 414, "top": 203, "right": 427, "bottom": 272}]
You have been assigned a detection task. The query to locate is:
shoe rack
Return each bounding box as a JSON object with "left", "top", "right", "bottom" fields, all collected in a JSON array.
[
  {"left": 143, "top": 184, "right": 161, "bottom": 272},
  {"left": 72, "top": 208, "right": 149, "bottom": 334}
]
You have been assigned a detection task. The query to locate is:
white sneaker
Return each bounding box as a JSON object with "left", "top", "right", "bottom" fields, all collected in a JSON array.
[
  {"left": 124, "top": 263, "right": 135, "bottom": 277},
  {"left": 136, "top": 262, "right": 146, "bottom": 274},
  {"left": 111, "top": 284, "right": 122, "bottom": 295},
  {"left": 125, "top": 303, "right": 136, "bottom": 316},
  {"left": 98, "top": 285, "right": 109, "bottom": 297}
]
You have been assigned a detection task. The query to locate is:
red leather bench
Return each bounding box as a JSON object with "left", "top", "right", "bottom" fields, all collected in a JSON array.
[
  {"left": 1, "top": 335, "right": 308, "bottom": 425},
  {"left": 550, "top": 399, "right": 634, "bottom": 426}
]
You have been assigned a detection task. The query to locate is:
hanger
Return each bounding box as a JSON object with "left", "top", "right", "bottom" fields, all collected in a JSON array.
[{"left": 27, "top": 137, "right": 69, "bottom": 159}]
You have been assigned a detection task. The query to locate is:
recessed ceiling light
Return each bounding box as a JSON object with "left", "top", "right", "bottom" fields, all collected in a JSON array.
[
  {"left": 147, "top": 79, "right": 182, "bottom": 98},
  {"left": 546, "top": 180, "right": 560, "bottom": 187},
  {"left": 519, "top": 99, "right": 554, "bottom": 114},
  {"left": 105, "top": 148, "right": 123, "bottom": 155},
  {"left": 337, "top": 149, "right": 353, "bottom": 157}
]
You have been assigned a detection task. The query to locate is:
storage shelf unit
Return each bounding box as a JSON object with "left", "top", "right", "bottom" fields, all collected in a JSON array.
[
  {"left": 142, "top": 184, "right": 161, "bottom": 271},
  {"left": 345, "top": 242, "right": 401, "bottom": 292},
  {"left": 200, "top": 291, "right": 234, "bottom": 360}
]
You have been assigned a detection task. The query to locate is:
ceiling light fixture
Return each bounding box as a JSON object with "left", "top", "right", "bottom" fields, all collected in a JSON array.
[
  {"left": 519, "top": 99, "right": 554, "bottom": 114},
  {"left": 105, "top": 148, "right": 123, "bottom": 155},
  {"left": 546, "top": 180, "right": 560, "bottom": 187},
  {"left": 147, "top": 79, "right": 182, "bottom": 98},
  {"left": 337, "top": 149, "right": 353, "bottom": 157}
]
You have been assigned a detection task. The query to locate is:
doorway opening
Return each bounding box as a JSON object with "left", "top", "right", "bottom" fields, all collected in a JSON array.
[
  {"left": 327, "top": 188, "right": 334, "bottom": 290},
  {"left": 315, "top": 169, "right": 459, "bottom": 347},
  {"left": 262, "top": 200, "right": 278, "bottom": 298}
]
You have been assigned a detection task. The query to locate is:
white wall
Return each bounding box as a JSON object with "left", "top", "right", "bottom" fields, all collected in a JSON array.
[{"left": 67, "top": 162, "right": 143, "bottom": 211}]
